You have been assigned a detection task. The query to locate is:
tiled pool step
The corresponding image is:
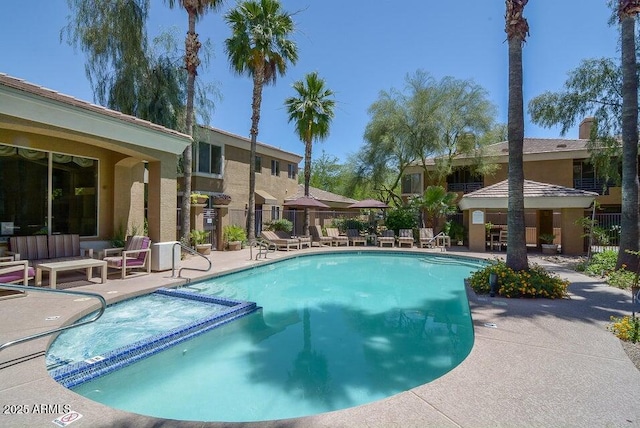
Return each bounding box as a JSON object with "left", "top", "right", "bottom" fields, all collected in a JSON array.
[{"left": 49, "top": 288, "right": 259, "bottom": 388}]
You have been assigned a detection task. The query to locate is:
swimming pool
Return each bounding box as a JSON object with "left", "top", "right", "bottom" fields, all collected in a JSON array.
[{"left": 52, "top": 252, "right": 482, "bottom": 422}]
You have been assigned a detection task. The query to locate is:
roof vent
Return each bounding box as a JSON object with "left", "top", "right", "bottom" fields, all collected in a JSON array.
[{"left": 557, "top": 143, "right": 567, "bottom": 148}]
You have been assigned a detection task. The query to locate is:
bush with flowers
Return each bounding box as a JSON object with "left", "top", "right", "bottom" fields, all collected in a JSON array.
[
  {"left": 468, "top": 259, "right": 569, "bottom": 298},
  {"left": 608, "top": 314, "right": 640, "bottom": 343}
]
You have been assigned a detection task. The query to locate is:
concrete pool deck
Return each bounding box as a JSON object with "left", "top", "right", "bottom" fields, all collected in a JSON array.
[{"left": 1, "top": 246, "right": 639, "bottom": 427}]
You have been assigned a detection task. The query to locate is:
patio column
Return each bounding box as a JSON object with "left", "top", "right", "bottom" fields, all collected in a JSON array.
[
  {"left": 468, "top": 209, "right": 487, "bottom": 252},
  {"left": 147, "top": 154, "right": 178, "bottom": 243},
  {"left": 561, "top": 208, "right": 586, "bottom": 255},
  {"left": 113, "top": 158, "right": 145, "bottom": 237}
]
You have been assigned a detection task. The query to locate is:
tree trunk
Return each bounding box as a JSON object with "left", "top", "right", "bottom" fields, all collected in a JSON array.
[
  {"left": 618, "top": 14, "right": 640, "bottom": 269},
  {"left": 506, "top": 35, "right": 528, "bottom": 272},
  {"left": 303, "top": 135, "right": 312, "bottom": 236},
  {"left": 181, "top": 10, "right": 198, "bottom": 244},
  {"left": 246, "top": 68, "right": 264, "bottom": 241}
]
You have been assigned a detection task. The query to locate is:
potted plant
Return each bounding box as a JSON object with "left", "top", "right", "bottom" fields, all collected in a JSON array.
[
  {"left": 211, "top": 193, "right": 232, "bottom": 205},
  {"left": 223, "top": 225, "right": 246, "bottom": 251},
  {"left": 190, "top": 192, "right": 209, "bottom": 205},
  {"left": 539, "top": 233, "right": 558, "bottom": 255},
  {"left": 190, "top": 229, "right": 211, "bottom": 255}
]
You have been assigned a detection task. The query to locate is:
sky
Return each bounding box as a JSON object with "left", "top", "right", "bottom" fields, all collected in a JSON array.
[{"left": 0, "top": 1, "right": 621, "bottom": 163}]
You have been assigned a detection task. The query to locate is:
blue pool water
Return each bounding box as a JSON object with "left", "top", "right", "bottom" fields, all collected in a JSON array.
[{"left": 59, "top": 253, "right": 482, "bottom": 422}]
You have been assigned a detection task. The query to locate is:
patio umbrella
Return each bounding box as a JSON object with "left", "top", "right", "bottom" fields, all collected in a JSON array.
[
  {"left": 283, "top": 196, "right": 330, "bottom": 209},
  {"left": 283, "top": 197, "right": 330, "bottom": 234},
  {"left": 347, "top": 199, "right": 389, "bottom": 209}
]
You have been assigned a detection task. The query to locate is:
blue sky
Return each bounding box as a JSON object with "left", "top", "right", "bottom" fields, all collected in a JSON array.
[{"left": 0, "top": 1, "right": 620, "bottom": 162}]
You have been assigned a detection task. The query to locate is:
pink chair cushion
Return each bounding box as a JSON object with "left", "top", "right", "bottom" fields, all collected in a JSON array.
[{"left": 0, "top": 267, "right": 35, "bottom": 283}]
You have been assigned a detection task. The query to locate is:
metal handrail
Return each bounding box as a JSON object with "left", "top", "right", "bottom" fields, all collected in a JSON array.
[
  {"left": 172, "top": 242, "right": 213, "bottom": 281},
  {"left": 249, "top": 238, "right": 275, "bottom": 260},
  {"left": 0, "top": 284, "right": 107, "bottom": 353}
]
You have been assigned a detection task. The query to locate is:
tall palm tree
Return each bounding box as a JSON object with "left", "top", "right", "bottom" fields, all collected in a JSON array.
[
  {"left": 505, "top": 0, "right": 529, "bottom": 271},
  {"left": 225, "top": 0, "right": 298, "bottom": 241},
  {"left": 165, "top": 0, "right": 224, "bottom": 243},
  {"left": 284, "top": 72, "right": 335, "bottom": 235},
  {"left": 617, "top": 0, "right": 640, "bottom": 269}
]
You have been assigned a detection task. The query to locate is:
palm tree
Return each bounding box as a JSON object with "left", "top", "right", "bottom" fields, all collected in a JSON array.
[
  {"left": 411, "top": 185, "right": 458, "bottom": 230},
  {"left": 617, "top": 0, "right": 640, "bottom": 269},
  {"left": 505, "top": 0, "right": 529, "bottom": 271},
  {"left": 164, "top": 0, "right": 224, "bottom": 243},
  {"left": 284, "top": 72, "right": 335, "bottom": 235},
  {"left": 225, "top": 0, "right": 298, "bottom": 241}
]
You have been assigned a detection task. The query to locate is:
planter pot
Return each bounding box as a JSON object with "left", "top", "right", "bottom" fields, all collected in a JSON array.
[
  {"left": 191, "top": 196, "right": 208, "bottom": 205},
  {"left": 541, "top": 244, "right": 558, "bottom": 255},
  {"left": 212, "top": 198, "right": 231, "bottom": 206},
  {"left": 195, "top": 243, "right": 212, "bottom": 255},
  {"left": 227, "top": 241, "right": 242, "bottom": 251}
]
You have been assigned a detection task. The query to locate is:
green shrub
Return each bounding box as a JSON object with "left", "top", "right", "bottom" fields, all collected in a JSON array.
[
  {"left": 606, "top": 267, "right": 637, "bottom": 289},
  {"left": 384, "top": 207, "right": 417, "bottom": 233},
  {"left": 468, "top": 259, "right": 569, "bottom": 299},
  {"left": 585, "top": 250, "right": 618, "bottom": 276},
  {"left": 265, "top": 218, "right": 293, "bottom": 232},
  {"left": 223, "top": 225, "right": 247, "bottom": 243},
  {"left": 608, "top": 314, "right": 640, "bottom": 343},
  {"left": 330, "top": 217, "right": 367, "bottom": 232}
]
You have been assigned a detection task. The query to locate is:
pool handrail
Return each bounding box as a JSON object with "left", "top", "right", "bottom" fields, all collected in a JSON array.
[
  {"left": 0, "top": 284, "right": 107, "bottom": 354},
  {"left": 172, "top": 242, "right": 212, "bottom": 281},
  {"left": 249, "top": 238, "right": 275, "bottom": 260}
]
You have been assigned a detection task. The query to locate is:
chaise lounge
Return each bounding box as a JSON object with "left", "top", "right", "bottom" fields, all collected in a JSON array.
[
  {"left": 260, "top": 230, "right": 300, "bottom": 251},
  {"left": 310, "top": 225, "right": 333, "bottom": 247},
  {"left": 325, "top": 228, "right": 349, "bottom": 247},
  {"left": 377, "top": 230, "right": 395, "bottom": 248}
]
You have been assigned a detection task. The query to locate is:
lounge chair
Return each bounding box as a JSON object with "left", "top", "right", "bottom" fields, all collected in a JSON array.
[
  {"left": 103, "top": 236, "right": 151, "bottom": 279},
  {"left": 346, "top": 229, "right": 366, "bottom": 246},
  {"left": 275, "top": 230, "right": 311, "bottom": 249},
  {"left": 260, "top": 230, "right": 299, "bottom": 251},
  {"left": 418, "top": 228, "right": 435, "bottom": 248},
  {"left": 377, "top": 230, "right": 395, "bottom": 248},
  {"left": 325, "top": 228, "right": 349, "bottom": 247},
  {"left": 497, "top": 229, "right": 508, "bottom": 251},
  {"left": 310, "top": 225, "right": 333, "bottom": 247},
  {"left": 0, "top": 257, "right": 34, "bottom": 285},
  {"left": 397, "top": 229, "right": 414, "bottom": 248}
]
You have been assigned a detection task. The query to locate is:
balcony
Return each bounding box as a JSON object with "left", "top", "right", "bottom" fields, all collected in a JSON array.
[
  {"left": 447, "top": 182, "right": 483, "bottom": 194},
  {"left": 573, "top": 178, "right": 611, "bottom": 195}
]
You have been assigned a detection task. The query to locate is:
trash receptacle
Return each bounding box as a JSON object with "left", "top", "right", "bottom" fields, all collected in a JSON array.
[{"left": 151, "top": 241, "right": 180, "bottom": 272}]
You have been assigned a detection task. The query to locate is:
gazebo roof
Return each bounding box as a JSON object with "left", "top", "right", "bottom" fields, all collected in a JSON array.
[{"left": 458, "top": 179, "right": 598, "bottom": 210}]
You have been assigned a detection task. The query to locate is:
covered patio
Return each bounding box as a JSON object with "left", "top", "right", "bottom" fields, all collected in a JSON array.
[
  {"left": 0, "top": 74, "right": 192, "bottom": 259},
  {"left": 458, "top": 180, "right": 598, "bottom": 255}
]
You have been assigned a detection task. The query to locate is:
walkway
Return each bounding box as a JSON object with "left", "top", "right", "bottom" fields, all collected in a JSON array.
[{"left": 1, "top": 246, "right": 639, "bottom": 427}]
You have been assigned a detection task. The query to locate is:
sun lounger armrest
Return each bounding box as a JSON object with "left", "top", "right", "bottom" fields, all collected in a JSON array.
[
  {"left": 5, "top": 251, "right": 20, "bottom": 260},
  {"left": 122, "top": 248, "right": 151, "bottom": 258},
  {"left": 102, "top": 247, "right": 124, "bottom": 258}
]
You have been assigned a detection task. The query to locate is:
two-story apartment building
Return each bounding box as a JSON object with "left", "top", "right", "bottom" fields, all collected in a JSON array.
[
  {"left": 402, "top": 118, "right": 617, "bottom": 255},
  {"left": 182, "top": 126, "right": 303, "bottom": 249}
]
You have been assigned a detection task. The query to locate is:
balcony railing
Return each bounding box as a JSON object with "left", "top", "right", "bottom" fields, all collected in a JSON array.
[
  {"left": 573, "top": 178, "right": 611, "bottom": 195},
  {"left": 447, "top": 182, "right": 483, "bottom": 194}
]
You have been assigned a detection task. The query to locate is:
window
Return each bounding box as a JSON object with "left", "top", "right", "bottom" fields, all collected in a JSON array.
[
  {"left": 271, "top": 160, "right": 280, "bottom": 176},
  {"left": 0, "top": 144, "right": 98, "bottom": 236},
  {"left": 255, "top": 156, "right": 262, "bottom": 173},
  {"left": 271, "top": 206, "right": 280, "bottom": 220},
  {"left": 287, "top": 163, "right": 297, "bottom": 179},
  {"left": 401, "top": 173, "right": 421, "bottom": 194},
  {"left": 196, "top": 142, "right": 222, "bottom": 175}
]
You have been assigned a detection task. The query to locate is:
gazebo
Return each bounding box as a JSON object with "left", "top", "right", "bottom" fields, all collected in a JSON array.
[{"left": 458, "top": 180, "right": 598, "bottom": 255}]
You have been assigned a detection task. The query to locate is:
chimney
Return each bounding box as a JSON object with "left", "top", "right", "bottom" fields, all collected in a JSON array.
[{"left": 579, "top": 117, "right": 595, "bottom": 139}]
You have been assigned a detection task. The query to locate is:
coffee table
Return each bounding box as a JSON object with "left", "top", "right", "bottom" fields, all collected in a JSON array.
[{"left": 35, "top": 259, "right": 107, "bottom": 289}]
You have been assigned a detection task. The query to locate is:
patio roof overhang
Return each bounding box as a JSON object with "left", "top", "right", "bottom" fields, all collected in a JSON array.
[
  {"left": 0, "top": 74, "right": 192, "bottom": 156},
  {"left": 458, "top": 179, "right": 598, "bottom": 211}
]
